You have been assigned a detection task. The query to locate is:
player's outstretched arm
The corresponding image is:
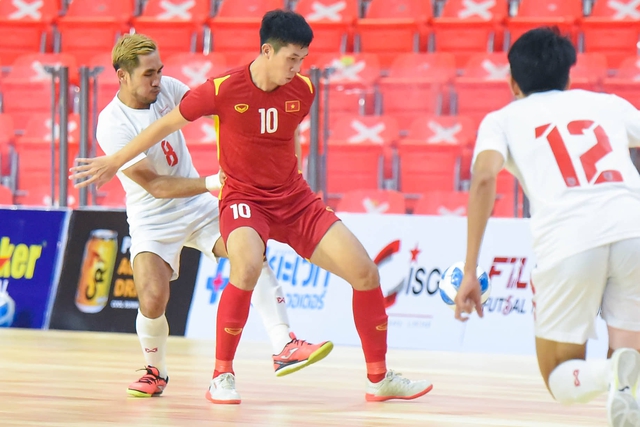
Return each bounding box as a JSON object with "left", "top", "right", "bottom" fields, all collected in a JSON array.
[
  {"left": 455, "top": 150, "right": 503, "bottom": 322},
  {"left": 70, "top": 107, "right": 190, "bottom": 189},
  {"left": 121, "top": 158, "right": 223, "bottom": 199}
]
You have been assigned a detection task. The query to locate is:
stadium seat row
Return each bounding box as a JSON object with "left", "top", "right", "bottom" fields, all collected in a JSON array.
[
  {"left": 0, "top": 0, "right": 638, "bottom": 68},
  {"left": 2, "top": 51, "right": 639, "bottom": 132}
]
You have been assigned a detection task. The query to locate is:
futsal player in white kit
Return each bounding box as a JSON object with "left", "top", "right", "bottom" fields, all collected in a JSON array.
[
  {"left": 84, "top": 34, "right": 333, "bottom": 397},
  {"left": 455, "top": 28, "right": 640, "bottom": 427}
]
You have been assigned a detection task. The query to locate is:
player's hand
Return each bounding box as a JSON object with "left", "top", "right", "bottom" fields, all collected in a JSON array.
[
  {"left": 69, "top": 156, "right": 119, "bottom": 189},
  {"left": 454, "top": 271, "right": 484, "bottom": 322}
]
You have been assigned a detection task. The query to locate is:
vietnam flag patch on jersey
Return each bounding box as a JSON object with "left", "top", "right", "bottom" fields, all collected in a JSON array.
[{"left": 285, "top": 100, "right": 300, "bottom": 113}]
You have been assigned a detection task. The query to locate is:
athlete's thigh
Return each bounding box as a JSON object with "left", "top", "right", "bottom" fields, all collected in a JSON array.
[
  {"left": 185, "top": 202, "right": 223, "bottom": 261},
  {"left": 270, "top": 184, "right": 340, "bottom": 260},
  {"left": 219, "top": 198, "right": 270, "bottom": 252},
  {"left": 308, "top": 221, "right": 378, "bottom": 289},
  {"left": 130, "top": 227, "right": 187, "bottom": 281},
  {"left": 531, "top": 246, "right": 609, "bottom": 345},
  {"left": 219, "top": 198, "right": 270, "bottom": 289},
  {"left": 602, "top": 238, "right": 640, "bottom": 339}
]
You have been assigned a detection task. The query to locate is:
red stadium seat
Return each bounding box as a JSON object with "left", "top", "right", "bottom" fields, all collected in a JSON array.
[
  {"left": 431, "top": 0, "right": 508, "bottom": 67},
  {"left": 207, "top": 0, "right": 284, "bottom": 65},
  {"left": 570, "top": 52, "right": 607, "bottom": 92},
  {"left": 378, "top": 53, "right": 456, "bottom": 128},
  {"left": 0, "top": 184, "right": 13, "bottom": 205},
  {"left": 57, "top": 0, "right": 134, "bottom": 64},
  {"left": 317, "top": 53, "right": 380, "bottom": 119},
  {"left": 0, "top": 114, "right": 15, "bottom": 177},
  {"left": 413, "top": 190, "right": 468, "bottom": 215},
  {"left": 580, "top": 0, "right": 640, "bottom": 69},
  {"left": 355, "top": 0, "right": 432, "bottom": 68},
  {"left": 2, "top": 54, "right": 78, "bottom": 131},
  {"left": 0, "top": 0, "right": 58, "bottom": 63},
  {"left": 328, "top": 114, "right": 399, "bottom": 178},
  {"left": 89, "top": 53, "right": 121, "bottom": 114},
  {"left": 396, "top": 142, "right": 462, "bottom": 194},
  {"left": 133, "top": 0, "right": 211, "bottom": 56},
  {"left": 325, "top": 143, "right": 384, "bottom": 195},
  {"left": 602, "top": 56, "right": 640, "bottom": 109},
  {"left": 336, "top": 189, "right": 406, "bottom": 213},
  {"left": 405, "top": 115, "right": 477, "bottom": 147},
  {"left": 294, "top": 0, "right": 358, "bottom": 54},
  {"left": 454, "top": 53, "right": 514, "bottom": 124},
  {"left": 505, "top": 0, "right": 583, "bottom": 48},
  {"left": 14, "top": 114, "right": 80, "bottom": 207},
  {"left": 163, "top": 52, "right": 228, "bottom": 88},
  {"left": 328, "top": 114, "right": 399, "bottom": 145}
]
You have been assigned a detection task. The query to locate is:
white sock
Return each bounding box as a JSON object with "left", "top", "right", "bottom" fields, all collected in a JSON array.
[
  {"left": 251, "top": 261, "right": 291, "bottom": 354},
  {"left": 548, "top": 358, "right": 612, "bottom": 404},
  {"left": 136, "top": 310, "right": 169, "bottom": 378}
]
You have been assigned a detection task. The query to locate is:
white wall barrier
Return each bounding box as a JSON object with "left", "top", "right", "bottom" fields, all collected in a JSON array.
[{"left": 185, "top": 214, "right": 609, "bottom": 358}]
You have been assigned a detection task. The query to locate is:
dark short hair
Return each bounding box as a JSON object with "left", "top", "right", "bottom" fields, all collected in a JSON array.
[
  {"left": 508, "top": 27, "right": 577, "bottom": 96},
  {"left": 259, "top": 9, "right": 314, "bottom": 51}
]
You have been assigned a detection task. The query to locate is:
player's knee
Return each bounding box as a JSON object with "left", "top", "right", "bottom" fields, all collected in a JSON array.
[
  {"left": 229, "top": 260, "right": 263, "bottom": 290},
  {"left": 350, "top": 260, "right": 380, "bottom": 291},
  {"left": 136, "top": 282, "right": 169, "bottom": 318}
]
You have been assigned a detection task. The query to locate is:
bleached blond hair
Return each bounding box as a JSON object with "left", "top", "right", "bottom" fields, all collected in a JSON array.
[{"left": 112, "top": 34, "right": 157, "bottom": 74}]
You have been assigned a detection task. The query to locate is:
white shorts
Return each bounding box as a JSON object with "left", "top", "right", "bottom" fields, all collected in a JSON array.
[
  {"left": 130, "top": 199, "right": 220, "bottom": 281},
  {"left": 532, "top": 238, "right": 640, "bottom": 344}
]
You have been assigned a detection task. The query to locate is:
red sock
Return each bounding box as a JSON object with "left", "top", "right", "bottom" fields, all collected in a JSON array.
[
  {"left": 213, "top": 283, "right": 252, "bottom": 378},
  {"left": 353, "top": 286, "right": 388, "bottom": 383}
]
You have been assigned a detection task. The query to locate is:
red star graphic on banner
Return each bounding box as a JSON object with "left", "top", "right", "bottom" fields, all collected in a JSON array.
[
  {"left": 0, "top": 257, "right": 8, "bottom": 270},
  {"left": 410, "top": 246, "right": 421, "bottom": 262}
]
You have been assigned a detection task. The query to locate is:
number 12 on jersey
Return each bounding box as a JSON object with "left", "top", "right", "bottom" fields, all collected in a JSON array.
[{"left": 535, "top": 120, "right": 623, "bottom": 187}]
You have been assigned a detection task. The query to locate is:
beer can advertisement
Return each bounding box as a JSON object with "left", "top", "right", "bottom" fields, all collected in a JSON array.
[
  {"left": 48, "top": 210, "right": 200, "bottom": 335},
  {"left": 0, "top": 208, "right": 69, "bottom": 328}
]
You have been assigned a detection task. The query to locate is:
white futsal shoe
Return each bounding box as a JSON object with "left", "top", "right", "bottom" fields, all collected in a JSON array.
[
  {"left": 607, "top": 348, "right": 640, "bottom": 427},
  {"left": 365, "top": 370, "right": 433, "bottom": 402},
  {"left": 205, "top": 373, "right": 241, "bottom": 404}
]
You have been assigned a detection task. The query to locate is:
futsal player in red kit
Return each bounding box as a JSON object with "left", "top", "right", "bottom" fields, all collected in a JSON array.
[{"left": 71, "top": 10, "right": 432, "bottom": 404}]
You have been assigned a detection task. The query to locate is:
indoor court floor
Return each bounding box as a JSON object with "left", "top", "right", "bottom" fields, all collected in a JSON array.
[{"left": 0, "top": 329, "right": 611, "bottom": 426}]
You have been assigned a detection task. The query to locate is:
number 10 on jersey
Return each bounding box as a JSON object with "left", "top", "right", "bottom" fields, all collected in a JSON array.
[{"left": 259, "top": 108, "right": 278, "bottom": 134}]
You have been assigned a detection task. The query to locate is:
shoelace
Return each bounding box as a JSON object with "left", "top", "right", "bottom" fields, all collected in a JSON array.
[
  {"left": 388, "top": 371, "right": 411, "bottom": 385},
  {"left": 134, "top": 367, "right": 161, "bottom": 385},
  {"left": 216, "top": 373, "right": 235, "bottom": 389}
]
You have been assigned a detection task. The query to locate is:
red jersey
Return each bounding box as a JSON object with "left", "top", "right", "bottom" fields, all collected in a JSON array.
[{"left": 179, "top": 65, "right": 315, "bottom": 197}]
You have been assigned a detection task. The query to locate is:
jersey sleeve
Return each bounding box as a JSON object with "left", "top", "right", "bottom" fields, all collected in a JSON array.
[
  {"left": 472, "top": 112, "right": 508, "bottom": 168},
  {"left": 614, "top": 95, "right": 640, "bottom": 148},
  {"left": 162, "top": 76, "right": 190, "bottom": 105},
  {"left": 96, "top": 113, "right": 146, "bottom": 171},
  {"left": 179, "top": 79, "right": 218, "bottom": 121}
]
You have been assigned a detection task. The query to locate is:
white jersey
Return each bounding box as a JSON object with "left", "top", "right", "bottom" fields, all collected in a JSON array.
[
  {"left": 474, "top": 89, "right": 640, "bottom": 265},
  {"left": 96, "top": 76, "right": 218, "bottom": 231}
]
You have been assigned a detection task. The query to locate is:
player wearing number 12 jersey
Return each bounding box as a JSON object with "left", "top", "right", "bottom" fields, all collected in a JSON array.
[
  {"left": 455, "top": 28, "right": 640, "bottom": 427},
  {"left": 71, "top": 11, "right": 432, "bottom": 404}
]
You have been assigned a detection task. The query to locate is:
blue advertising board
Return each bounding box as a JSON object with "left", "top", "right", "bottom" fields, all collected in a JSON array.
[{"left": 0, "top": 208, "right": 69, "bottom": 328}]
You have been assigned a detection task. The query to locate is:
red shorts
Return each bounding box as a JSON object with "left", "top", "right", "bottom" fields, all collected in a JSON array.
[{"left": 219, "top": 177, "right": 340, "bottom": 259}]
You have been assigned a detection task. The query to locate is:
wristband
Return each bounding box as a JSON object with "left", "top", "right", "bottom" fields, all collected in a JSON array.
[{"left": 205, "top": 173, "right": 220, "bottom": 191}]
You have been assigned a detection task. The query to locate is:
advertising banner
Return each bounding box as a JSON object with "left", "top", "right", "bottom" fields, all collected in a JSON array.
[
  {"left": 185, "top": 214, "right": 608, "bottom": 358},
  {"left": 0, "top": 208, "right": 68, "bottom": 328},
  {"left": 48, "top": 209, "right": 200, "bottom": 335}
]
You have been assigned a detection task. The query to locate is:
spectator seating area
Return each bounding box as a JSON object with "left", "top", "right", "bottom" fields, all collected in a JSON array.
[{"left": 0, "top": 0, "right": 638, "bottom": 216}]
